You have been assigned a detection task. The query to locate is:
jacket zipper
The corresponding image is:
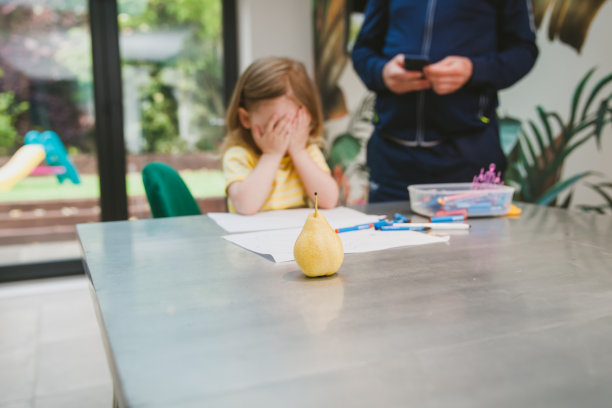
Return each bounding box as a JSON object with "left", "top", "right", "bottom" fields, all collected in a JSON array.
[
  {"left": 417, "top": 0, "right": 437, "bottom": 146},
  {"left": 478, "top": 93, "right": 490, "bottom": 123}
]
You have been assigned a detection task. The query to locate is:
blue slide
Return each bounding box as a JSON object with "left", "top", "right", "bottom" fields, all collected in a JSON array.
[{"left": 24, "top": 130, "right": 81, "bottom": 185}]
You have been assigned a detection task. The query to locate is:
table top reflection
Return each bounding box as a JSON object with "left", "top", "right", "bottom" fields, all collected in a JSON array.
[{"left": 77, "top": 202, "right": 612, "bottom": 408}]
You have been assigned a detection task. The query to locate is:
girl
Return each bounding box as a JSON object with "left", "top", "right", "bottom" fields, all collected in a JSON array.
[{"left": 221, "top": 57, "right": 339, "bottom": 215}]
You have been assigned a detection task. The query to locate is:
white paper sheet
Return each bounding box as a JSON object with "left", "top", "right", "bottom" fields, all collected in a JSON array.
[
  {"left": 208, "top": 207, "right": 385, "bottom": 233},
  {"left": 223, "top": 228, "right": 450, "bottom": 262}
]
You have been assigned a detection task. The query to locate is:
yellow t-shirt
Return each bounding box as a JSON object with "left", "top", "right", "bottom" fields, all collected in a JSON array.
[{"left": 223, "top": 144, "right": 331, "bottom": 213}]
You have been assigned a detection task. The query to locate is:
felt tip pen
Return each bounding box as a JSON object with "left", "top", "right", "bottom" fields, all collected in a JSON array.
[
  {"left": 429, "top": 214, "right": 466, "bottom": 223},
  {"left": 373, "top": 219, "right": 393, "bottom": 229},
  {"left": 335, "top": 223, "right": 373, "bottom": 233},
  {"left": 379, "top": 225, "right": 428, "bottom": 231},
  {"left": 435, "top": 209, "right": 468, "bottom": 216},
  {"left": 456, "top": 201, "right": 492, "bottom": 211},
  {"left": 404, "top": 222, "right": 470, "bottom": 230}
]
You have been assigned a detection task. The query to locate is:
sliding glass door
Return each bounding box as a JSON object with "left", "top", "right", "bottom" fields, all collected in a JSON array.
[
  {"left": 0, "top": 0, "right": 96, "bottom": 267},
  {"left": 0, "top": 0, "right": 235, "bottom": 277},
  {"left": 117, "top": 0, "right": 228, "bottom": 217}
]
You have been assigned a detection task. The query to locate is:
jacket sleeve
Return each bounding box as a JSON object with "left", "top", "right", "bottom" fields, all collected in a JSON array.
[
  {"left": 470, "top": 0, "right": 539, "bottom": 90},
  {"left": 350, "top": 0, "right": 390, "bottom": 92}
]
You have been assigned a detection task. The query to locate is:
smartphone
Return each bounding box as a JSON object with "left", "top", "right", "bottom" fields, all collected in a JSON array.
[{"left": 403, "top": 57, "right": 430, "bottom": 72}]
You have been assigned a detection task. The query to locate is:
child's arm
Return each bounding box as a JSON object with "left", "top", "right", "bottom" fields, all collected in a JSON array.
[
  {"left": 291, "top": 149, "right": 339, "bottom": 208},
  {"left": 227, "top": 115, "right": 291, "bottom": 215},
  {"left": 288, "top": 108, "right": 339, "bottom": 208},
  {"left": 227, "top": 154, "right": 282, "bottom": 215}
]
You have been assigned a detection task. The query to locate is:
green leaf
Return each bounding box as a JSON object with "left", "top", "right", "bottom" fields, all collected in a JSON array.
[
  {"left": 517, "top": 147, "right": 536, "bottom": 200},
  {"left": 565, "top": 131, "right": 600, "bottom": 157},
  {"left": 571, "top": 116, "right": 600, "bottom": 134},
  {"left": 569, "top": 67, "right": 596, "bottom": 129},
  {"left": 519, "top": 129, "right": 536, "bottom": 167},
  {"left": 536, "top": 106, "right": 556, "bottom": 153},
  {"left": 519, "top": 128, "right": 541, "bottom": 187},
  {"left": 587, "top": 182, "right": 612, "bottom": 207},
  {"left": 511, "top": 162, "right": 532, "bottom": 202},
  {"left": 541, "top": 131, "right": 596, "bottom": 183},
  {"left": 547, "top": 111, "right": 565, "bottom": 130},
  {"left": 528, "top": 118, "right": 548, "bottom": 166},
  {"left": 546, "top": 111, "right": 572, "bottom": 148},
  {"left": 577, "top": 204, "right": 607, "bottom": 214},
  {"left": 559, "top": 190, "right": 573, "bottom": 208},
  {"left": 498, "top": 116, "right": 522, "bottom": 155},
  {"left": 594, "top": 99, "right": 609, "bottom": 149},
  {"left": 537, "top": 171, "right": 595, "bottom": 206},
  {"left": 580, "top": 72, "right": 612, "bottom": 120}
]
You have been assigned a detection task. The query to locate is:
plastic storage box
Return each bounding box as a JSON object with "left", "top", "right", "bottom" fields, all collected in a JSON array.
[{"left": 408, "top": 183, "right": 515, "bottom": 218}]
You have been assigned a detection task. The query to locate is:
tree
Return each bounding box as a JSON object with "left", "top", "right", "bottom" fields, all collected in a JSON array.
[
  {"left": 119, "top": 0, "right": 225, "bottom": 152},
  {"left": 0, "top": 69, "right": 29, "bottom": 155}
]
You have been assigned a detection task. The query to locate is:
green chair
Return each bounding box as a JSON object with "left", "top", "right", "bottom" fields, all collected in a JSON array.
[{"left": 142, "top": 162, "right": 202, "bottom": 218}]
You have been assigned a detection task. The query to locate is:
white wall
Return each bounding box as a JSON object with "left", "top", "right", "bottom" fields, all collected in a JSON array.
[{"left": 237, "top": 0, "right": 313, "bottom": 76}]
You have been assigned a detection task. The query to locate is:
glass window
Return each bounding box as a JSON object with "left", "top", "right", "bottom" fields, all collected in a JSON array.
[
  {"left": 117, "top": 0, "right": 227, "bottom": 218},
  {"left": 0, "top": 0, "right": 95, "bottom": 266},
  {"left": 0, "top": 0, "right": 232, "bottom": 273}
]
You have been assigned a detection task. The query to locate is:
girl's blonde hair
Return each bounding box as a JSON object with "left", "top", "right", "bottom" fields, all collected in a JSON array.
[{"left": 221, "top": 57, "right": 325, "bottom": 154}]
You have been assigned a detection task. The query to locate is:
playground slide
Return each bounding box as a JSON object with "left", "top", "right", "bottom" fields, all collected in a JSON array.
[{"left": 0, "top": 144, "right": 46, "bottom": 192}]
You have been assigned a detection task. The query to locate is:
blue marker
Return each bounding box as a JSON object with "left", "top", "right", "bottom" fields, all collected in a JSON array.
[
  {"left": 373, "top": 219, "right": 393, "bottom": 229},
  {"left": 429, "top": 214, "right": 466, "bottom": 223},
  {"left": 380, "top": 225, "right": 428, "bottom": 231},
  {"left": 393, "top": 213, "right": 411, "bottom": 223},
  {"left": 335, "top": 223, "right": 373, "bottom": 233},
  {"left": 461, "top": 202, "right": 492, "bottom": 212}
]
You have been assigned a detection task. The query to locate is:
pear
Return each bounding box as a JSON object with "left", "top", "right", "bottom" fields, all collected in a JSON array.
[{"left": 293, "top": 193, "right": 344, "bottom": 277}]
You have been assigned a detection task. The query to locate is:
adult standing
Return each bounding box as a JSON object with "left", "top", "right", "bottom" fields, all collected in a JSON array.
[{"left": 351, "top": 0, "right": 538, "bottom": 202}]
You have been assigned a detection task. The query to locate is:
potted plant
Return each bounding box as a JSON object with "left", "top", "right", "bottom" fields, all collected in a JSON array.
[{"left": 503, "top": 68, "right": 612, "bottom": 211}]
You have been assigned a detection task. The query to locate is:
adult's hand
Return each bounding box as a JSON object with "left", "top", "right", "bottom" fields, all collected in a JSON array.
[
  {"left": 423, "top": 56, "right": 473, "bottom": 95},
  {"left": 382, "top": 54, "right": 431, "bottom": 94}
]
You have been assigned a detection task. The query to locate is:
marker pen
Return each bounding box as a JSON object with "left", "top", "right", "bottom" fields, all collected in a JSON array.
[
  {"left": 460, "top": 202, "right": 492, "bottom": 211},
  {"left": 429, "top": 214, "right": 466, "bottom": 222},
  {"left": 393, "top": 213, "right": 411, "bottom": 223},
  {"left": 373, "top": 219, "right": 393, "bottom": 229},
  {"left": 335, "top": 223, "right": 373, "bottom": 233},
  {"left": 435, "top": 209, "right": 468, "bottom": 216},
  {"left": 405, "top": 222, "right": 470, "bottom": 230},
  {"left": 379, "top": 225, "right": 428, "bottom": 231}
]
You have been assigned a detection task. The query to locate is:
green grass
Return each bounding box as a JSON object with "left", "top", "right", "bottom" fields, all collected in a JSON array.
[{"left": 0, "top": 170, "right": 226, "bottom": 202}]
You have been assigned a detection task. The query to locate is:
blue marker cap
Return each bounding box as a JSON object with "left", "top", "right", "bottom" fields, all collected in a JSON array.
[{"left": 429, "top": 214, "right": 466, "bottom": 223}]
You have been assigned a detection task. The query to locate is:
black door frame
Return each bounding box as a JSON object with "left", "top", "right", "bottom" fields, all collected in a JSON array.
[{"left": 89, "top": 0, "right": 128, "bottom": 222}]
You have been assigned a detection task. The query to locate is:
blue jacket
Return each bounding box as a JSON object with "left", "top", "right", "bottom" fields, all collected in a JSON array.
[{"left": 351, "top": 0, "right": 538, "bottom": 146}]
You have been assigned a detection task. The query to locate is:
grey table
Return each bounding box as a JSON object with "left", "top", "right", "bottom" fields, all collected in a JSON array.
[{"left": 77, "top": 202, "right": 612, "bottom": 408}]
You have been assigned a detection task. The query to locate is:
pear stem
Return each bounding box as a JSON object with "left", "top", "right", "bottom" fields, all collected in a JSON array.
[{"left": 314, "top": 192, "right": 318, "bottom": 217}]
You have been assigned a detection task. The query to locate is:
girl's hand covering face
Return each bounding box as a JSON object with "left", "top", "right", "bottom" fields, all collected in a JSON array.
[
  {"left": 288, "top": 106, "right": 311, "bottom": 156},
  {"left": 252, "top": 113, "right": 292, "bottom": 156}
]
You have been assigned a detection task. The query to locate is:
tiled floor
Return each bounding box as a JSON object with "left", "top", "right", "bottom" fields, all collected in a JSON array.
[
  {"left": 0, "top": 241, "right": 82, "bottom": 266},
  {"left": 0, "top": 275, "right": 112, "bottom": 408}
]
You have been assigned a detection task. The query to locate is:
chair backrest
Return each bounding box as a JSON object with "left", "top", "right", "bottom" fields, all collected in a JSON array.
[{"left": 142, "top": 162, "right": 202, "bottom": 218}]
